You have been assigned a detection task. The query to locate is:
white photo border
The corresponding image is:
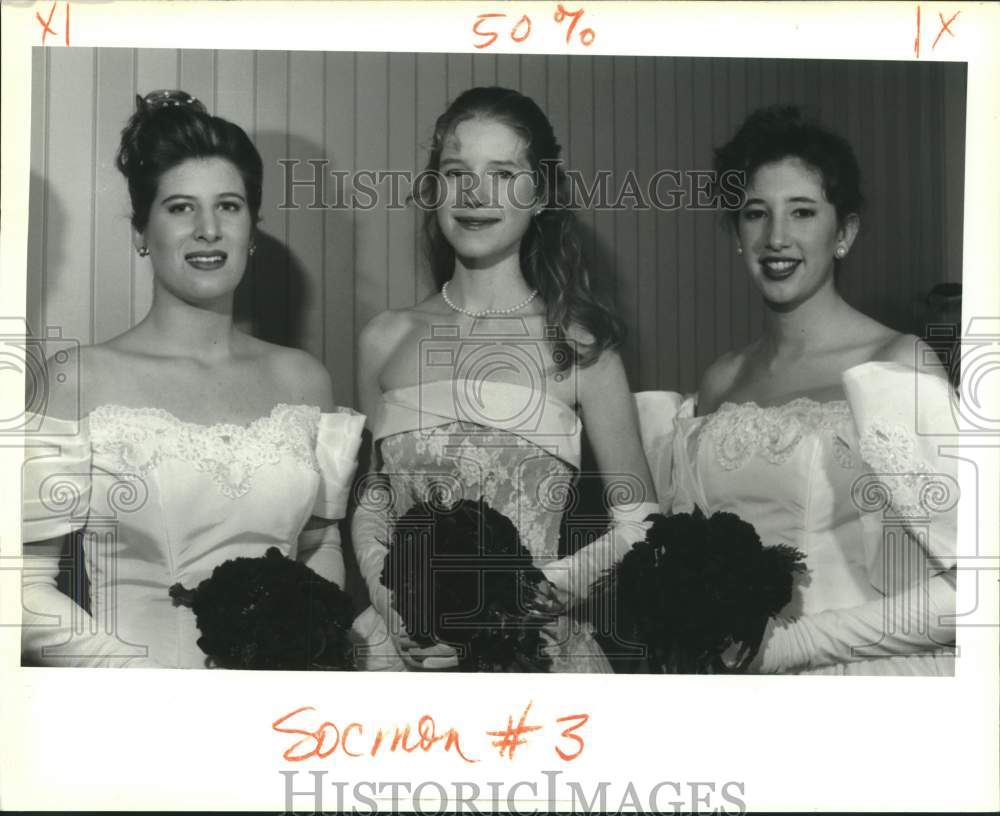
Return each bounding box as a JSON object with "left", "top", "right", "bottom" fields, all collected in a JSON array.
[{"left": 1, "top": 2, "right": 998, "bottom": 812}]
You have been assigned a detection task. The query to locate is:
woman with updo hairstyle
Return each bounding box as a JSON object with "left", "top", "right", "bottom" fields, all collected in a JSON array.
[
  {"left": 21, "top": 90, "right": 364, "bottom": 668},
  {"left": 116, "top": 89, "right": 264, "bottom": 234},
  {"left": 351, "top": 86, "right": 658, "bottom": 672},
  {"left": 647, "top": 105, "right": 958, "bottom": 674}
]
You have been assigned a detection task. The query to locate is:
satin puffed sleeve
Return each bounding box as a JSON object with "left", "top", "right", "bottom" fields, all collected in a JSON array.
[
  {"left": 754, "top": 362, "right": 958, "bottom": 674},
  {"left": 843, "top": 361, "right": 958, "bottom": 587},
  {"left": 21, "top": 415, "right": 161, "bottom": 667},
  {"left": 312, "top": 408, "right": 365, "bottom": 520},
  {"left": 22, "top": 414, "right": 92, "bottom": 541},
  {"left": 633, "top": 391, "right": 687, "bottom": 513}
]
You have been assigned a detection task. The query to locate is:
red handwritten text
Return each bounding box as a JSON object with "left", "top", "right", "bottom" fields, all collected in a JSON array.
[
  {"left": 554, "top": 5, "right": 595, "bottom": 46},
  {"left": 932, "top": 10, "right": 960, "bottom": 49},
  {"left": 472, "top": 13, "right": 505, "bottom": 49},
  {"left": 273, "top": 704, "right": 590, "bottom": 764},
  {"left": 486, "top": 701, "right": 543, "bottom": 760},
  {"left": 914, "top": 6, "right": 961, "bottom": 58},
  {"left": 37, "top": 1, "right": 70, "bottom": 47},
  {"left": 272, "top": 706, "right": 478, "bottom": 764},
  {"left": 473, "top": 5, "right": 595, "bottom": 50},
  {"left": 554, "top": 712, "right": 589, "bottom": 761}
]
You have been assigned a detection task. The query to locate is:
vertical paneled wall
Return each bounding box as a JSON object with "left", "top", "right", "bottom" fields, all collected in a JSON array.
[{"left": 28, "top": 49, "right": 966, "bottom": 405}]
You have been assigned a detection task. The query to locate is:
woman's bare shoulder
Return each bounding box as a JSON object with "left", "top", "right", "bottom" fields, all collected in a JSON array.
[
  {"left": 697, "top": 345, "right": 751, "bottom": 412},
  {"left": 45, "top": 341, "right": 137, "bottom": 418},
  {"left": 870, "top": 331, "right": 949, "bottom": 378},
  {"left": 358, "top": 308, "right": 424, "bottom": 360},
  {"left": 220, "top": 333, "right": 335, "bottom": 409}
]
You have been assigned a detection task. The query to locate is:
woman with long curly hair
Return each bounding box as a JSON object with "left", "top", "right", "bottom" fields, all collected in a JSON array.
[{"left": 351, "top": 86, "right": 657, "bottom": 672}]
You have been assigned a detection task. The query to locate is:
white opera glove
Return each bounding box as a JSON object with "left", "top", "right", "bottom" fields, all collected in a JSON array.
[
  {"left": 542, "top": 501, "right": 660, "bottom": 606},
  {"left": 349, "top": 478, "right": 395, "bottom": 613},
  {"left": 753, "top": 360, "right": 959, "bottom": 675},
  {"left": 755, "top": 571, "right": 955, "bottom": 673},
  {"left": 21, "top": 547, "right": 163, "bottom": 668},
  {"left": 297, "top": 522, "right": 346, "bottom": 588},
  {"left": 348, "top": 479, "right": 436, "bottom": 670}
]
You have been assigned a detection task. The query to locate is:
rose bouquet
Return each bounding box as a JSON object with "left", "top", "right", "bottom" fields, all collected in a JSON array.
[
  {"left": 380, "top": 498, "right": 554, "bottom": 672},
  {"left": 169, "top": 547, "right": 355, "bottom": 670},
  {"left": 595, "top": 508, "right": 806, "bottom": 673}
]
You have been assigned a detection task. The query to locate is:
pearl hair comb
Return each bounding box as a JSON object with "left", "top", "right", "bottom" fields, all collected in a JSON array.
[{"left": 136, "top": 89, "right": 203, "bottom": 113}]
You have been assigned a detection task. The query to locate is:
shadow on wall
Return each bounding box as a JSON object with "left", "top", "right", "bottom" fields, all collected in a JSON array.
[
  {"left": 236, "top": 132, "right": 354, "bottom": 353},
  {"left": 27, "top": 170, "right": 68, "bottom": 338},
  {"left": 25, "top": 173, "right": 87, "bottom": 613},
  {"left": 235, "top": 228, "right": 305, "bottom": 346}
]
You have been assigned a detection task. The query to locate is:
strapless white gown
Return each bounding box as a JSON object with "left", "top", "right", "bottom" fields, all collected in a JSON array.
[
  {"left": 351, "top": 378, "right": 623, "bottom": 673},
  {"left": 635, "top": 362, "right": 958, "bottom": 675},
  {"left": 21, "top": 403, "right": 364, "bottom": 668}
]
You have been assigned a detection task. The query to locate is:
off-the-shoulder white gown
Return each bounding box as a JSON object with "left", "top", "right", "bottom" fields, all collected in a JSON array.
[
  {"left": 351, "top": 378, "right": 647, "bottom": 673},
  {"left": 635, "top": 362, "right": 958, "bottom": 675},
  {"left": 21, "top": 403, "right": 364, "bottom": 669}
]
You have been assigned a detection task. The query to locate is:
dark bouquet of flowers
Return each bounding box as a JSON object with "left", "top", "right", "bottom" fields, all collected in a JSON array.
[
  {"left": 595, "top": 508, "right": 806, "bottom": 674},
  {"left": 169, "top": 547, "right": 356, "bottom": 670},
  {"left": 380, "top": 498, "right": 554, "bottom": 672}
]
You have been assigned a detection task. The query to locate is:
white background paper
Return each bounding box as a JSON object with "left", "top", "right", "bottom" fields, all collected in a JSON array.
[{"left": 2, "top": 2, "right": 998, "bottom": 812}]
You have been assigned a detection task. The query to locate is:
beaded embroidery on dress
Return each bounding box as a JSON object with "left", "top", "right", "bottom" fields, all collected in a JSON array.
[
  {"left": 702, "top": 398, "right": 856, "bottom": 471},
  {"left": 21, "top": 403, "right": 364, "bottom": 668},
  {"left": 89, "top": 403, "right": 321, "bottom": 499},
  {"left": 857, "top": 417, "right": 936, "bottom": 512},
  {"left": 664, "top": 362, "right": 957, "bottom": 675}
]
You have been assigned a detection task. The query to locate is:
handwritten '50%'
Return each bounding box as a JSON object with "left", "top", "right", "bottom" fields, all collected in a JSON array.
[
  {"left": 273, "top": 702, "right": 588, "bottom": 763},
  {"left": 474, "top": 5, "right": 595, "bottom": 49}
]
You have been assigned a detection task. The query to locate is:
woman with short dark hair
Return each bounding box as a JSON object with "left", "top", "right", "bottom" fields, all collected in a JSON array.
[{"left": 653, "top": 106, "right": 957, "bottom": 674}]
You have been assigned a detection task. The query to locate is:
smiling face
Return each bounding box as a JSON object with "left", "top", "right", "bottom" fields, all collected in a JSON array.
[
  {"left": 737, "top": 157, "right": 858, "bottom": 308},
  {"left": 135, "top": 156, "right": 253, "bottom": 307},
  {"left": 435, "top": 118, "right": 539, "bottom": 270}
]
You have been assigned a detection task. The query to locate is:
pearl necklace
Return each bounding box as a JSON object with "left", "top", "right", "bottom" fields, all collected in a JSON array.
[{"left": 441, "top": 280, "right": 539, "bottom": 317}]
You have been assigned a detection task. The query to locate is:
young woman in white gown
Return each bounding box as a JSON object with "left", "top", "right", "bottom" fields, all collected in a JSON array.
[
  {"left": 21, "top": 91, "right": 364, "bottom": 668},
  {"left": 350, "top": 87, "right": 658, "bottom": 672},
  {"left": 640, "top": 106, "right": 957, "bottom": 675}
]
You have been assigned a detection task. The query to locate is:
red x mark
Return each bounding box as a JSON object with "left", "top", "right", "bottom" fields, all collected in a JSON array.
[
  {"left": 36, "top": 2, "right": 70, "bottom": 46},
  {"left": 932, "top": 10, "right": 959, "bottom": 50}
]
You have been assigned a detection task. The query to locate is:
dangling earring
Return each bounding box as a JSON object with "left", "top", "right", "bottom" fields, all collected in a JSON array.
[
  {"left": 138, "top": 246, "right": 149, "bottom": 257},
  {"left": 835, "top": 246, "right": 847, "bottom": 259},
  {"left": 248, "top": 243, "right": 256, "bottom": 257},
  {"left": 736, "top": 245, "right": 743, "bottom": 256}
]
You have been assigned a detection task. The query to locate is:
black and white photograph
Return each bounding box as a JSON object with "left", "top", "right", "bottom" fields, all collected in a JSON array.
[
  {"left": 18, "top": 46, "right": 966, "bottom": 675},
  {"left": 1, "top": 2, "right": 997, "bottom": 813}
]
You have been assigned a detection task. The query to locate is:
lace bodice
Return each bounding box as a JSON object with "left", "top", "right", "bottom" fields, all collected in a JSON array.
[
  {"left": 645, "top": 361, "right": 958, "bottom": 676},
  {"left": 369, "top": 381, "right": 582, "bottom": 563},
  {"left": 378, "top": 421, "right": 575, "bottom": 562},
  {"left": 21, "top": 403, "right": 364, "bottom": 668},
  {"left": 353, "top": 379, "right": 613, "bottom": 673},
  {"left": 671, "top": 396, "right": 867, "bottom": 618},
  {"left": 88, "top": 403, "right": 324, "bottom": 499},
  {"left": 703, "top": 398, "right": 856, "bottom": 471}
]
